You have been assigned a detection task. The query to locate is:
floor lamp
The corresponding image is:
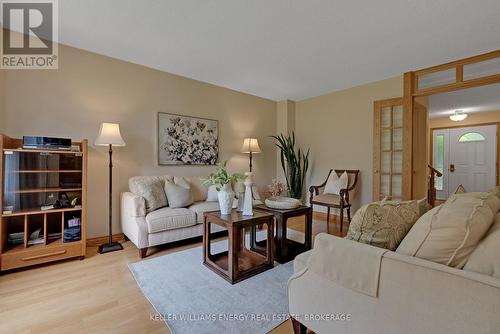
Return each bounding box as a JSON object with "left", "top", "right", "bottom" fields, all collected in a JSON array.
[{"left": 95, "top": 122, "right": 126, "bottom": 254}]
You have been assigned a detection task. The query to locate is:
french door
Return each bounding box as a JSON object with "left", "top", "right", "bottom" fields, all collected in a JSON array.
[
  {"left": 373, "top": 98, "right": 411, "bottom": 201},
  {"left": 433, "top": 124, "right": 497, "bottom": 199}
]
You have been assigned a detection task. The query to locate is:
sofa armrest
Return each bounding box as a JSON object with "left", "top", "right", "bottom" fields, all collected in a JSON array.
[{"left": 121, "top": 192, "right": 146, "bottom": 217}]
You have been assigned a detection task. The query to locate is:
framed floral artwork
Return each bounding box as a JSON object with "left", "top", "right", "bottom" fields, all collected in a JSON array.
[{"left": 158, "top": 112, "right": 219, "bottom": 165}]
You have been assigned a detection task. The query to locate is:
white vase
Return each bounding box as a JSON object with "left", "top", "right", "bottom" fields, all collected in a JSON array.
[
  {"left": 243, "top": 172, "right": 254, "bottom": 216},
  {"left": 218, "top": 184, "right": 234, "bottom": 215}
]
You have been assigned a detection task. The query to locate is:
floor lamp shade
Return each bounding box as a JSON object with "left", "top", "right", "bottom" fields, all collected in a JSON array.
[
  {"left": 95, "top": 122, "right": 126, "bottom": 254},
  {"left": 95, "top": 123, "right": 126, "bottom": 146},
  {"left": 241, "top": 138, "right": 261, "bottom": 172},
  {"left": 240, "top": 138, "right": 261, "bottom": 154}
]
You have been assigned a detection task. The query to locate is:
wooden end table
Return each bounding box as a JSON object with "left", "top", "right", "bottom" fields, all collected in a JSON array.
[
  {"left": 252, "top": 205, "right": 312, "bottom": 263},
  {"left": 203, "top": 210, "right": 275, "bottom": 284}
]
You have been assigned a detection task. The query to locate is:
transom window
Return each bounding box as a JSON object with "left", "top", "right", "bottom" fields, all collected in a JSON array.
[{"left": 458, "top": 132, "right": 486, "bottom": 142}]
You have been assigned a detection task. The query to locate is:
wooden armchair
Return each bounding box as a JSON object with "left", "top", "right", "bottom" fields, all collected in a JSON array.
[{"left": 309, "top": 169, "right": 360, "bottom": 233}]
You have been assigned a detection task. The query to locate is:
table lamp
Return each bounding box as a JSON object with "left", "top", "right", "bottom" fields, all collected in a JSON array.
[
  {"left": 240, "top": 138, "right": 261, "bottom": 172},
  {"left": 95, "top": 122, "right": 126, "bottom": 254}
]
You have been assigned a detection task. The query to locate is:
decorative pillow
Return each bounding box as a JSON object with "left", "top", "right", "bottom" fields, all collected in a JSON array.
[
  {"left": 324, "top": 171, "right": 348, "bottom": 195},
  {"left": 345, "top": 200, "right": 420, "bottom": 251},
  {"left": 128, "top": 176, "right": 167, "bottom": 213},
  {"left": 396, "top": 194, "right": 500, "bottom": 268},
  {"left": 165, "top": 177, "right": 194, "bottom": 208},
  {"left": 464, "top": 213, "right": 500, "bottom": 278},
  {"left": 206, "top": 185, "right": 219, "bottom": 202},
  {"left": 448, "top": 192, "right": 500, "bottom": 214}
]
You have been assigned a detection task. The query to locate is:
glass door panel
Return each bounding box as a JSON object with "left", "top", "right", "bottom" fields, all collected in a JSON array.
[
  {"left": 3, "top": 151, "right": 83, "bottom": 214},
  {"left": 374, "top": 99, "right": 405, "bottom": 200}
]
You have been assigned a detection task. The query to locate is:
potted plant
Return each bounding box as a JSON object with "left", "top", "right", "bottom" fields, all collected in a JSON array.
[
  {"left": 203, "top": 161, "right": 245, "bottom": 214},
  {"left": 271, "top": 132, "right": 309, "bottom": 200}
]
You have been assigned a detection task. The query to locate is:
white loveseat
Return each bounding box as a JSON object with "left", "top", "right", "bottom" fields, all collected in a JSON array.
[
  {"left": 288, "top": 194, "right": 500, "bottom": 334},
  {"left": 121, "top": 175, "right": 261, "bottom": 258},
  {"left": 121, "top": 176, "right": 224, "bottom": 258}
]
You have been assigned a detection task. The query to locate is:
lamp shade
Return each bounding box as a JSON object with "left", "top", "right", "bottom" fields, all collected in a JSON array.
[
  {"left": 240, "top": 138, "right": 261, "bottom": 153},
  {"left": 95, "top": 123, "right": 126, "bottom": 146}
]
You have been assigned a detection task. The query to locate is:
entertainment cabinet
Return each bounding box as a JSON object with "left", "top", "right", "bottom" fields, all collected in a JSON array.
[{"left": 0, "top": 134, "right": 87, "bottom": 271}]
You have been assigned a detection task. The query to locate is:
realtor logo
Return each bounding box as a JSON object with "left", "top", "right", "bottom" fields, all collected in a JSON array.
[{"left": 1, "top": 0, "right": 58, "bottom": 69}]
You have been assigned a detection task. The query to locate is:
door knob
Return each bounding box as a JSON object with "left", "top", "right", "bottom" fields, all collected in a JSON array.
[{"left": 450, "top": 164, "right": 455, "bottom": 172}]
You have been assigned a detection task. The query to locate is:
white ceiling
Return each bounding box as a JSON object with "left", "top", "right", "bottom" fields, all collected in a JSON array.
[
  {"left": 428, "top": 83, "right": 500, "bottom": 118},
  {"left": 14, "top": 1, "right": 500, "bottom": 100}
]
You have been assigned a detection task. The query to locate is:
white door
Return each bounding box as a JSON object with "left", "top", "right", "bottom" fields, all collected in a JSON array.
[{"left": 433, "top": 125, "right": 497, "bottom": 199}]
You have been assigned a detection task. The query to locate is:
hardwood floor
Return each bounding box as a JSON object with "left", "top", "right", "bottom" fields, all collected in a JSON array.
[{"left": 0, "top": 215, "right": 346, "bottom": 334}]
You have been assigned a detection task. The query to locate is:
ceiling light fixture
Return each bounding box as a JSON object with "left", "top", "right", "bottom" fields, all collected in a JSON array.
[{"left": 450, "top": 110, "right": 467, "bottom": 122}]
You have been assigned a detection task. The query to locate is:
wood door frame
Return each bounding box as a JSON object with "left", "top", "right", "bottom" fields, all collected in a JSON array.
[
  {"left": 429, "top": 122, "right": 500, "bottom": 187},
  {"left": 403, "top": 49, "right": 500, "bottom": 199}
]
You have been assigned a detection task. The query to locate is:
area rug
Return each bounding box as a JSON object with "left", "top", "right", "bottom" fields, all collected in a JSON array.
[{"left": 128, "top": 230, "right": 304, "bottom": 334}]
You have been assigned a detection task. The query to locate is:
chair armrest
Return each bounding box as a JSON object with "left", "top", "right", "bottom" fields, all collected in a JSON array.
[
  {"left": 121, "top": 192, "right": 146, "bottom": 217},
  {"left": 339, "top": 188, "right": 349, "bottom": 205}
]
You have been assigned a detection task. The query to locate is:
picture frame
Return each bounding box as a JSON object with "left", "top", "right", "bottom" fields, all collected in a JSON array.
[{"left": 157, "top": 112, "right": 219, "bottom": 165}]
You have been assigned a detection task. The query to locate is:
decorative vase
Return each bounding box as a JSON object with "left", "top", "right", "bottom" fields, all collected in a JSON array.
[
  {"left": 243, "top": 172, "right": 254, "bottom": 216},
  {"left": 218, "top": 183, "right": 234, "bottom": 215},
  {"left": 237, "top": 192, "right": 245, "bottom": 212}
]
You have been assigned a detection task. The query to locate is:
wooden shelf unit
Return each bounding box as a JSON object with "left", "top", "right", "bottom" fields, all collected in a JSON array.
[{"left": 0, "top": 134, "right": 87, "bottom": 271}]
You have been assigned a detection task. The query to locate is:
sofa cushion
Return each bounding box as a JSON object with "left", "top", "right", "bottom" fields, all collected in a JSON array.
[
  {"left": 396, "top": 194, "right": 500, "bottom": 268},
  {"left": 165, "top": 177, "right": 194, "bottom": 208},
  {"left": 145, "top": 207, "right": 196, "bottom": 233},
  {"left": 129, "top": 176, "right": 168, "bottom": 212},
  {"left": 189, "top": 201, "right": 220, "bottom": 223},
  {"left": 464, "top": 213, "right": 500, "bottom": 278},
  {"left": 345, "top": 200, "right": 420, "bottom": 251}
]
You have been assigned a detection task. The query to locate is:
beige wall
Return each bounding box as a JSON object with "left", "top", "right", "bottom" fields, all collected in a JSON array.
[
  {"left": 275, "top": 100, "right": 296, "bottom": 181},
  {"left": 1, "top": 44, "right": 277, "bottom": 238},
  {"left": 429, "top": 110, "right": 500, "bottom": 129},
  {"left": 295, "top": 76, "right": 403, "bottom": 212}
]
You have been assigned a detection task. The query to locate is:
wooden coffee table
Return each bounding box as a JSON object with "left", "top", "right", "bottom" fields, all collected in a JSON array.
[
  {"left": 203, "top": 210, "right": 275, "bottom": 284},
  {"left": 252, "top": 205, "right": 312, "bottom": 263}
]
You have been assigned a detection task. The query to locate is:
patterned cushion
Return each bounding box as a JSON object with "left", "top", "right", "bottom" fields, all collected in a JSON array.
[
  {"left": 145, "top": 207, "right": 196, "bottom": 233},
  {"left": 128, "top": 176, "right": 168, "bottom": 213},
  {"left": 346, "top": 201, "right": 420, "bottom": 251}
]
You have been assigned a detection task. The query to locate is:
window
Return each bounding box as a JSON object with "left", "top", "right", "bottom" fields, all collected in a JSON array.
[
  {"left": 435, "top": 135, "right": 444, "bottom": 191},
  {"left": 458, "top": 132, "right": 486, "bottom": 142}
]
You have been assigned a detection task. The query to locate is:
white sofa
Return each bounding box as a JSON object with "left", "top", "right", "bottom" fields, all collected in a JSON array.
[
  {"left": 288, "top": 232, "right": 500, "bottom": 333},
  {"left": 121, "top": 175, "right": 261, "bottom": 258}
]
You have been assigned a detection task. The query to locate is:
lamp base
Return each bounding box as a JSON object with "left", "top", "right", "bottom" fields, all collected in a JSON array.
[{"left": 98, "top": 241, "right": 123, "bottom": 254}]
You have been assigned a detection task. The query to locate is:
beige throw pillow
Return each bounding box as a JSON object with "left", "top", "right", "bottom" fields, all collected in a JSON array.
[
  {"left": 128, "top": 176, "right": 167, "bottom": 213},
  {"left": 165, "top": 177, "right": 194, "bottom": 208},
  {"left": 324, "top": 171, "right": 348, "bottom": 195},
  {"left": 463, "top": 213, "right": 500, "bottom": 278},
  {"left": 345, "top": 200, "right": 420, "bottom": 251},
  {"left": 396, "top": 194, "right": 500, "bottom": 268}
]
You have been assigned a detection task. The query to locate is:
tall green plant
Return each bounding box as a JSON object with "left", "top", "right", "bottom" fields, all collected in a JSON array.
[{"left": 271, "top": 132, "right": 309, "bottom": 200}]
